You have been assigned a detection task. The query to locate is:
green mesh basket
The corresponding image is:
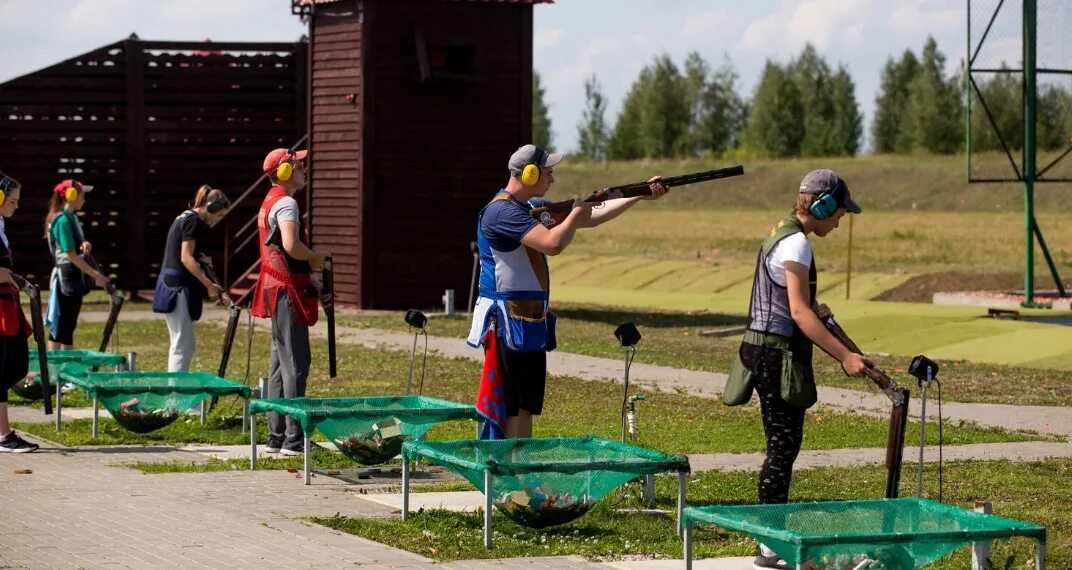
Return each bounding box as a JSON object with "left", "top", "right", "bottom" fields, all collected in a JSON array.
[
  {"left": 248, "top": 396, "right": 480, "bottom": 466},
  {"left": 9, "top": 350, "right": 127, "bottom": 400},
  {"left": 72, "top": 371, "right": 252, "bottom": 433},
  {"left": 403, "top": 436, "right": 690, "bottom": 528},
  {"left": 684, "top": 498, "right": 1046, "bottom": 569}
]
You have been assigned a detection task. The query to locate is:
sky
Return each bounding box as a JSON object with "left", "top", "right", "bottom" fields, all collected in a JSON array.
[{"left": 0, "top": 0, "right": 977, "bottom": 153}]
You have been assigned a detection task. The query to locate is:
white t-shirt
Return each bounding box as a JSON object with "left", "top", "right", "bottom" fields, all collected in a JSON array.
[
  {"left": 766, "top": 232, "right": 812, "bottom": 287},
  {"left": 268, "top": 195, "right": 301, "bottom": 230}
]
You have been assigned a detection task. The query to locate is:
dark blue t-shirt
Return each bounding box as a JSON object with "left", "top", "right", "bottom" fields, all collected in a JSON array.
[{"left": 480, "top": 192, "right": 551, "bottom": 252}]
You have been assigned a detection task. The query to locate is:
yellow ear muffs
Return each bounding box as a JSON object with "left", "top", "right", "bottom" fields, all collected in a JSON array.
[
  {"left": 0, "top": 176, "right": 11, "bottom": 207},
  {"left": 519, "top": 163, "right": 540, "bottom": 186},
  {"left": 65, "top": 186, "right": 79, "bottom": 203},
  {"left": 276, "top": 161, "right": 294, "bottom": 182},
  {"left": 0, "top": 190, "right": 5, "bottom": 207}
]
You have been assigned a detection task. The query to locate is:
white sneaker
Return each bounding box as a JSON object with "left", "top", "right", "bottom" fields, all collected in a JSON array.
[
  {"left": 263, "top": 444, "right": 282, "bottom": 454},
  {"left": 279, "top": 447, "right": 302, "bottom": 456}
]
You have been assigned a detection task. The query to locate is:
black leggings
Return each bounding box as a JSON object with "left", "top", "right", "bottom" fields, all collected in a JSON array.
[
  {"left": 49, "top": 289, "right": 83, "bottom": 345},
  {"left": 753, "top": 347, "right": 806, "bottom": 504},
  {"left": 0, "top": 333, "right": 29, "bottom": 403}
]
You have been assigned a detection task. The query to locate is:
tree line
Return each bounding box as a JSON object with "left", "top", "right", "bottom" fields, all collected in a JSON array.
[{"left": 531, "top": 37, "right": 1072, "bottom": 159}]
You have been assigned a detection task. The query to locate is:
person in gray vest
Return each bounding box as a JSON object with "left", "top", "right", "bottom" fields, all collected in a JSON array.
[{"left": 723, "top": 169, "right": 869, "bottom": 570}]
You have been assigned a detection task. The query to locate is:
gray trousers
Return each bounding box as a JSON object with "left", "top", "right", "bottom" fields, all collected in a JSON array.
[{"left": 266, "top": 291, "right": 311, "bottom": 450}]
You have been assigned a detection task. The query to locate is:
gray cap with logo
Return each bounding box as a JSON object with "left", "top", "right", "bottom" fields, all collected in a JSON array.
[
  {"left": 508, "top": 144, "right": 563, "bottom": 176},
  {"left": 799, "top": 169, "right": 861, "bottom": 214}
]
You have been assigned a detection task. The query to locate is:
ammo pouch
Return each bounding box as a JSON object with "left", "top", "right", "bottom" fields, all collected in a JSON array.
[
  {"left": 723, "top": 330, "right": 817, "bottom": 409},
  {"left": 56, "top": 264, "right": 88, "bottom": 297},
  {"left": 502, "top": 300, "right": 555, "bottom": 353}
]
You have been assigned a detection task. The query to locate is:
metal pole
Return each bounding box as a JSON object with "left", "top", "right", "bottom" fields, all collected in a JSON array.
[
  {"left": 683, "top": 522, "right": 693, "bottom": 570},
  {"left": 483, "top": 468, "right": 493, "bottom": 549},
  {"left": 845, "top": 214, "right": 853, "bottom": 300},
  {"left": 200, "top": 400, "right": 207, "bottom": 426},
  {"left": 55, "top": 378, "right": 62, "bottom": 431},
  {"left": 1023, "top": 0, "right": 1037, "bottom": 306},
  {"left": 1036, "top": 539, "right": 1046, "bottom": 570},
  {"left": 966, "top": 0, "right": 973, "bottom": 183},
  {"left": 402, "top": 460, "right": 410, "bottom": 521},
  {"left": 677, "top": 471, "right": 687, "bottom": 537},
  {"left": 971, "top": 502, "right": 992, "bottom": 570},
  {"left": 304, "top": 436, "right": 312, "bottom": 485},
  {"left": 250, "top": 412, "right": 257, "bottom": 470},
  {"left": 405, "top": 331, "right": 418, "bottom": 394},
  {"left": 92, "top": 395, "right": 99, "bottom": 439},
  {"left": 126, "top": 351, "right": 137, "bottom": 371},
  {"left": 241, "top": 398, "right": 249, "bottom": 434},
  {"left": 620, "top": 347, "right": 632, "bottom": 443},
  {"left": 916, "top": 368, "right": 932, "bottom": 497}
]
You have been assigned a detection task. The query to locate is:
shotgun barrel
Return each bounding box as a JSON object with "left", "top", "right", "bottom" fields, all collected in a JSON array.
[
  {"left": 84, "top": 253, "right": 123, "bottom": 353},
  {"left": 12, "top": 274, "right": 52, "bottom": 415}
]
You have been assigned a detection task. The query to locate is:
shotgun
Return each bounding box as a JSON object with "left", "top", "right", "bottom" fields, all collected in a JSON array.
[
  {"left": 530, "top": 165, "right": 744, "bottom": 228},
  {"left": 322, "top": 255, "right": 336, "bottom": 378},
  {"left": 11, "top": 273, "right": 52, "bottom": 414},
  {"left": 83, "top": 253, "right": 123, "bottom": 353},
  {"left": 199, "top": 253, "right": 237, "bottom": 411},
  {"left": 814, "top": 303, "right": 909, "bottom": 499}
]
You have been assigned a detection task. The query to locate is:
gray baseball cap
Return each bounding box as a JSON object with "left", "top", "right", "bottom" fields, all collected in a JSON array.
[
  {"left": 799, "top": 169, "right": 861, "bottom": 214},
  {"left": 508, "top": 144, "right": 563, "bottom": 176}
]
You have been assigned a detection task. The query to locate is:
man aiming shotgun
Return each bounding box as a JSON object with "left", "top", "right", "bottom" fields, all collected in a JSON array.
[{"left": 723, "top": 169, "right": 867, "bottom": 570}]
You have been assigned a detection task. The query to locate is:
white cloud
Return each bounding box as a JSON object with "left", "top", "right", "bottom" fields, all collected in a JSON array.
[
  {"left": 681, "top": 8, "right": 737, "bottom": 42},
  {"left": 742, "top": 0, "right": 876, "bottom": 56},
  {"left": 890, "top": 0, "right": 962, "bottom": 36},
  {"left": 535, "top": 27, "right": 564, "bottom": 50}
]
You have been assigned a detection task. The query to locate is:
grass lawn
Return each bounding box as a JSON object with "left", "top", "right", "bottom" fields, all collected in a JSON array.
[
  {"left": 337, "top": 304, "right": 1072, "bottom": 407},
  {"left": 16, "top": 320, "right": 1042, "bottom": 458},
  {"left": 310, "top": 458, "right": 1069, "bottom": 567}
]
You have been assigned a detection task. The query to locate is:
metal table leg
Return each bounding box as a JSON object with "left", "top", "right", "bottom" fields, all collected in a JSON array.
[
  {"left": 91, "top": 395, "right": 99, "bottom": 439},
  {"left": 484, "top": 468, "right": 493, "bottom": 549},
  {"left": 200, "top": 400, "right": 207, "bottom": 426},
  {"left": 249, "top": 412, "right": 257, "bottom": 470},
  {"left": 304, "top": 436, "right": 312, "bottom": 485},
  {"left": 402, "top": 460, "right": 410, "bottom": 521},
  {"left": 1037, "top": 539, "right": 1046, "bottom": 570},
  {"left": 241, "top": 398, "right": 249, "bottom": 434},
  {"left": 55, "top": 379, "right": 62, "bottom": 431},
  {"left": 677, "top": 471, "right": 687, "bottom": 537},
  {"left": 683, "top": 522, "right": 693, "bottom": 570}
]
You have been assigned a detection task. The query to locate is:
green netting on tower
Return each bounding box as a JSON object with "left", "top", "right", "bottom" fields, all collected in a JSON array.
[
  {"left": 248, "top": 396, "right": 480, "bottom": 465},
  {"left": 70, "top": 372, "right": 252, "bottom": 433},
  {"left": 9, "top": 350, "right": 127, "bottom": 400},
  {"left": 684, "top": 498, "right": 1046, "bottom": 569},
  {"left": 403, "top": 436, "right": 690, "bottom": 528}
]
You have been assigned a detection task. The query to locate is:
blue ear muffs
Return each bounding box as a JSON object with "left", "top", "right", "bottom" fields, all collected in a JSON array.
[{"left": 808, "top": 192, "right": 840, "bottom": 220}]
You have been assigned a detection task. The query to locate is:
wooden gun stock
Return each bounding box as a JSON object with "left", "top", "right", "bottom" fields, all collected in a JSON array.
[
  {"left": 530, "top": 165, "right": 744, "bottom": 228},
  {"left": 84, "top": 253, "right": 124, "bottom": 353},
  {"left": 12, "top": 274, "right": 52, "bottom": 415},
  {"left": 322, "top": 255, "right": 336, "bottom": 378},
  {"left": 814, "top": 303, "right": 909, "bottom": 498}
]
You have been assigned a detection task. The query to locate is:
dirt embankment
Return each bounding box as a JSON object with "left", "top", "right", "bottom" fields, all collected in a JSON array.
[{"left": 873, "top": 272, "right": 1070, "bottom": 303}]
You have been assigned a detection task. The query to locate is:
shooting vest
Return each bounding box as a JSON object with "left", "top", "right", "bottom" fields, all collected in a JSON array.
[
  {"left": 0, "top": 227, "right": 30, "bottom": 338},
  {"left": 47, "top": 209, "right": 88, "bottom": 297},
  {"left": 250, "top": 186, "right": 318, "bottom": 326},
  {"left": 466, "top": 191, "right": 555, "bottom": 353},
  {"left": 724, "top": 214, "right": 817, "bottom": 408},
  {"left": 151, "top": 210, "right": 203, "bottom": 321}
]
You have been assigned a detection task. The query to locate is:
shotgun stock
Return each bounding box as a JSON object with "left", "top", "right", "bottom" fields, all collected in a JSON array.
[
  {"left": 322, "top": 255, "right": 336, "bottom": 378},
  {"left": 530, "top": 165, "right": 744, "bottom": 229},
  {"left": 814, "top": 303, "right": 909, "bottom": 498},
  {"left": 83, "top": 253, "right": 124, "bottom": 353},
  {"left": 12, "top": 274, "right": 52, "bottom": 415}
]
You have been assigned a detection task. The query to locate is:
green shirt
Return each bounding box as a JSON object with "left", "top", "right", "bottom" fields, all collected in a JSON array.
[{"left": 49, "top": 209, "right": 82, "bottom": 264}]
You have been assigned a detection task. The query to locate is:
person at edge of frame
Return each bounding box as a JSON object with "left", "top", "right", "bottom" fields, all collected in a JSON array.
[
  {"left": 250, "top": 148, "right": 330, "bottom": 456},
  {"left": 467, "top": 144, "right": 668, "bottom": 439},
  {"left": 0, "top": 171, "right": 39, "bottom": 452},
  {"left": 722, "top": 168, "right": 870, "bottom": 570},
  {"left": 43, "top": 179, "right": 110, "bottom": 350},
  {"left": 152, "top": 184, "right": 232, "bottom": 373}
]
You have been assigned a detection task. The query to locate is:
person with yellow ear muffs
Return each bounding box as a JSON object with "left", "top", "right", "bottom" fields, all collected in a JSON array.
[
  {"left": 152, "top": 184, "right": 232, "bottom": 372},
  {"left": 0, "top": 171, "right": 40, "bottom": 452},
  {"left": 250, "top": 148, "right": 330, "bottom": 456},
  {"left": 43, "top": 179, "right": 110, "bottom": 351},
  {"left": 466, "top": 144, "right": 669, "bottom": 439}
]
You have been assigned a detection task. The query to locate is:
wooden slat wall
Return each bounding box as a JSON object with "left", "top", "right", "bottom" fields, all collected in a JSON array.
[
  {"left": 0, "top": 38, "right": 306, "bottom": 289},
  {"left": 309, "top": 7, "right": 364, "bottom": 305},
  {"left": 366, "top": 0, "right": 532, "bottom": 308}
]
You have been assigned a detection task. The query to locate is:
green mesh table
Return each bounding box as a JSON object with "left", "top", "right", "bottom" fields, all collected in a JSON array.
[
  {"left": 10, "top": 350, "right": 129, "bottom": 430},
  {"left": 63, "top": 371, "right": 252, "bottom": 437},
  {"left": 247, "top": 396, "right": 480, "bottom": 484},
  {"left": 401, "top": 436, "right": 691, "bottom": 549},
  {"left": 682, "top": 498, "right": 1046, "bottom": 569}
]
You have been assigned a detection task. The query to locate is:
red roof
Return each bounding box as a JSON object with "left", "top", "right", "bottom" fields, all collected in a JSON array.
[{"left": 295, "top": 0, "right": 551, "bottom": 5}]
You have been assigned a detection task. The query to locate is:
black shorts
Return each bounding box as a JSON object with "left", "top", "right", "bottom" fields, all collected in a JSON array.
[
  {"left": 498, "top": 342, "right": 547, "bottom": 416},
  {"left": 48, "top": 289, "right": 83, "bottom": 345},
  {"left": 0, "top": 333, "right": 29, "bottom": 403}
]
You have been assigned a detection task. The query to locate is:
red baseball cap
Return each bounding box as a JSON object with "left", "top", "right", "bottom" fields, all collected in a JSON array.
[
  {"left": 263, "top": 148, "right": 308, "bottom": 176},
  {"left": 53, "top": 179, "right": 92, "bottom": 195}
]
